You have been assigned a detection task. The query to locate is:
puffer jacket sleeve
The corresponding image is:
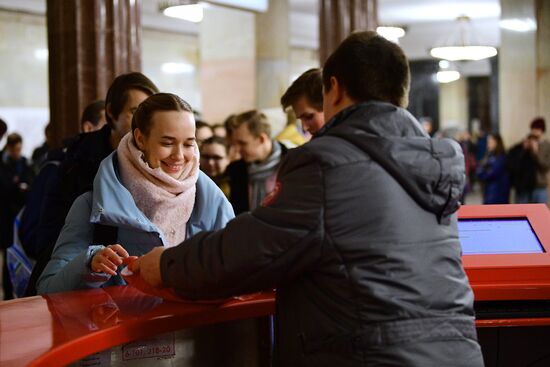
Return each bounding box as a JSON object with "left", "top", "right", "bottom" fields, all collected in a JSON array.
[
  {"left": 36, "top": 192, "right": 112, "bottom": 294},
  {"left": 160, "top": 147, "right": 325, "bottom": 300}
]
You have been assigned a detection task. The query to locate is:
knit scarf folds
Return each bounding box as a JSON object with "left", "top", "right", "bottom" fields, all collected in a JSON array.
[
  {"left": 117, "top": 133, "right": 199, "bottom": 247},
  {"left": 247, "top": 141, "right": 282, "bottom": 210}
]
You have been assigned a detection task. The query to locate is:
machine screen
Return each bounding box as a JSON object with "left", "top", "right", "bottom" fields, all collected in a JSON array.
[{"left": 458, "top": 218, "right": 544, "bottom": 254}]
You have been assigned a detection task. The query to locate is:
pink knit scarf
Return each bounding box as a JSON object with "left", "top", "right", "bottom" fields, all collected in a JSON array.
[{"left": 116, "top": 133, "right": 199, "bottom": 247}]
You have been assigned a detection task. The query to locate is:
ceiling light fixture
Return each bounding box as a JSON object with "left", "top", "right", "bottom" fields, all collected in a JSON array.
[
  {"left": 159, "top": 1, "right": 204, "bottom": 23},
  {"left": 436, "top": 70, "right": 460, "bottom": 83},
  {"left": 376, "top": 26, "right": 406, "bottom": 43},
  {"left": 436, "top": 61, "right": 460, "bottom": 84},
  {"left": 430, "top": 16, "right": 497, "bottom": 61}
]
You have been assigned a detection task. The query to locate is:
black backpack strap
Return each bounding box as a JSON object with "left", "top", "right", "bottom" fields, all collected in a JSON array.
[{"left": 92, "top": 223, "right": 118, "bottom": 246}]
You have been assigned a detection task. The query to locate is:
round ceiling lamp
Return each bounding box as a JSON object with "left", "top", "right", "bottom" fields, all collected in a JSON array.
[
  {"left": 159, "top": 1, "right": 204, "bottom": 23},
  {"left": 429, "top": 15, "right": 497, "bottom": 61}
]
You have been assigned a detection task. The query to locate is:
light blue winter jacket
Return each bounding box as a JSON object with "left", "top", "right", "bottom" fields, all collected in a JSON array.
[{"left": 37, "top": 152, "right": 234, "bottom": 294}]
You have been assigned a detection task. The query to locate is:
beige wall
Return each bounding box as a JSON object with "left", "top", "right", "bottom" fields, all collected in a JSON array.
[
  {"left": 439, "top": 77, "right": 468, "bottom": 135},
  {"left": 142, "top": 29, "right": 200, "bottom": 109},
  {"left": 199, "top": 6, "right": 256, "bottom": 123},
  {"left": 0, "top": 11, "right": 48, "bottom": 108}
]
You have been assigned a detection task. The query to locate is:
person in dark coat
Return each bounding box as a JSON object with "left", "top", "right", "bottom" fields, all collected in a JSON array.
[
  {"left": 507, "top": 117, "right": 550, "bottom": 204},
  {"left": 225, "top": 110, "right": 288, "bottom": 214},
  {"left": 133, "top": 31, "right": 483, "bottom": 366},
  {"left": 0, "top": 133, "right": 33, "bottom": 299},
  {"left": 477, "top": 133, "right": 510, "bottom": 204},
  {"left": 24, "top": 72, "right": 159, "bottom": 296}
]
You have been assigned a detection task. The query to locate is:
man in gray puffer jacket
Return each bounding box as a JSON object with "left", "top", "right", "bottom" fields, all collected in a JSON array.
[{"left": 135, "top": 31, "right": 484, "bottom": 366}]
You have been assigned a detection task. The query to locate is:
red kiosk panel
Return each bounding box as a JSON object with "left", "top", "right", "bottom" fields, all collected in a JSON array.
[{"left": 458, "top": 204, "right": 550, "bottom": 301}]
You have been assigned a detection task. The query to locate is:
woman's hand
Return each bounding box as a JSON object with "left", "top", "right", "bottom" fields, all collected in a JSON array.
[{"left": 91, "top": 244, "right": 133, "bottom": 276}]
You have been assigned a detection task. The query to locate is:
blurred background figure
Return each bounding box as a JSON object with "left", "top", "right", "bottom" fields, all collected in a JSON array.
[
  {"left": 508, "top": 117, "right": 550, "bottom": 204},
  {"left": 0, "top": 119, "right": 6, "bottom": 141},
  {"left": 223, "top": 114, "right": 241, "bottom": 162},
  {"left": 458, "top": 130, "right": 477, "bottom": 204},
  {"left": 226, "top": 110, "right": 288, "bottom": 214},
  {"left": 211, "top": 123, "right": 227, "bottom": 138},
  {"left": 30, "top": 123, "right": 54, "bottom": 175},
  {"left": 200, "top": 136, "right": 230, "bottom": 197},
  {"left": 419, "top": 116, "right": 435, "bottom": 137},
  {"left": 195, "top": 120, "right": 214, "bottom": 146},
  {"left": 1, "top": 133, "right": 33, "bottom": 299},
  {"left": 476, "top": 133, "right": 510, "bottom": 204},
  {"left": 80, "top": 99, "right": 106, "bottom": 133}
]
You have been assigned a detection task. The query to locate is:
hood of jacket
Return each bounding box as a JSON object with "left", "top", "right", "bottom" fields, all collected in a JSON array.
[
  {"left": 88, "top": 152, "right": 233, "bottom": 241},
  {"left": 318, "top": 102, "right": 465, "bottom": 222}
]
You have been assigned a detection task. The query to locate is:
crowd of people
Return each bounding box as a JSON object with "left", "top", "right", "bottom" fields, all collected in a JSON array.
[
  {"left": 440, "top": 117, "right": 550, "bottom": 206},
  {"left": 1, "top": 29, "right": 549, "bottom": 366}
]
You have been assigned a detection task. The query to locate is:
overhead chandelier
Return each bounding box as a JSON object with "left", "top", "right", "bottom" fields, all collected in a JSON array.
[
  {"left": 436, "top": 60, "right": 460, "bottom": 84},
  {"left": 376, "top": 26, "right": 406, "bottom": 44},
  {"left": 159, "top": 1, "right": 204, "bottom": 23},
  {"left": 430, "top": 16, "right": 497, "bottom": 61}
]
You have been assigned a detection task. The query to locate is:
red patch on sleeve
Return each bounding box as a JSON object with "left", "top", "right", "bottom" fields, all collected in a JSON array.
[{"left": 261, "top": 181, "right": 282, "bottom": 207}]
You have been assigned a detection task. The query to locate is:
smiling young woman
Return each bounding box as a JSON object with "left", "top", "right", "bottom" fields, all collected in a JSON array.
[{"left": 36, "top": 93, "right": 235, "bottom": 294}]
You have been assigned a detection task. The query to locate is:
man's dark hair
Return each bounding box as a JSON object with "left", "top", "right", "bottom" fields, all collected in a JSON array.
[
  {"left": 322, "top": 31, "right": 410, "bottom": 108},
  {"left": 0, "top": 118, "right": 7, "bottom": 140},
  {"left": 234, "top": 110, "right": 271, "bottom": 138},
  {"left": 281, "top": 68, "right": 323, "bottom": 112},
  {"left": 80, "top": 100, "right": 105, "bottom": 127},
  {"left": 105, "top": 72, "right": 159, "bottom": 127},
  {"left": 131, "top": 93, "right": 193, "bottom": 136},
  {"left": 530, "top": 117, "right": 546, "bottom": 132},
  {"left": 6, "top": 132, "right": 22, "bottom": 147}
]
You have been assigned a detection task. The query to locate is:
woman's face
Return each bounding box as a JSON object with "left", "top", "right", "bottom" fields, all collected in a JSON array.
[
  {"left": 134, "top": 110, "right": 197, "bottom": 179},
  {"left": 200, "top": 142, "right": 229, "bottom": 177},
  {"left": 487, "top": 135, "right": 497, "bottom": 152}
]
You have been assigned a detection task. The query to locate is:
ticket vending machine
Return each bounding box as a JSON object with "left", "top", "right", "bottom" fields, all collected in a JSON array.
[{"left": 459, "top": 204, "right": 550, "bottom": 367}]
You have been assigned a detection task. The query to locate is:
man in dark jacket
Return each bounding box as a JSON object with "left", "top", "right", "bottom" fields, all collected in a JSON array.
[
  {"left": 225, "top": 110, "right": 288, "bottom": 214},
  {"left": 134, "top": 31, "right": 483, "bottom": 366},
  {"left": 24, "top": 72, "right": 159, "bottom": 296}
]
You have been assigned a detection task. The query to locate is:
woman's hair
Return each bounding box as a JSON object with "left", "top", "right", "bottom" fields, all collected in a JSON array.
[
  {"left": 201, "top": 136, "right": 229, "bottom": 154},
  {"left": 489, "top": 133, "right": 506, "bottom": 156},
  {"left": 131, "top": 93, "right": 193, "bottom": 136}
]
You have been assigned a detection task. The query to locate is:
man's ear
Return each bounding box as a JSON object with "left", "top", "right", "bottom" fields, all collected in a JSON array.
[
  {"left": 258, "top": 132, "right": 269, "bottom": 144},
  {"left": 330, "top": 76, "right": 344, "bottom": 105},
  {"left": 134, "top": 128, "right": 145, "bottom": 150},
  {"left": 106, "top": 103, "right": 114, "bottom": 123},
  {"left": 81, "top": 121, "right": 94, "bottom": 133}
]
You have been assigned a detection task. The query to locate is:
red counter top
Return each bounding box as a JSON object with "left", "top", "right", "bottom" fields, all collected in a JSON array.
[
  {"left": 0, "top": 287, "right": 275, "bottom": 367},
  {"left": 3, "top": 204, "right": 550, "bottom": 366}
]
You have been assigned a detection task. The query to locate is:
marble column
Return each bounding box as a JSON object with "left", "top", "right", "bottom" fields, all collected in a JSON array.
[
  {"left": 439, "top": 78, "right": 468, "bottom": 134},
  {"left": 499, "top": 0, "right": 550, "bottom": 148},
  {"left": 255, "top": 0, "right": 290, "bottom": 110},
  {"left": 47, "top": 0, "right": 141, "bottom": 148},
  {"left": 199, "top": 6, "right": 255, "bottom": 123},
  {"left": 499, "top": 0, "right": 537, "bottom": 148},
  {"left": 536, "top": 0, "right": 550, "bottom": 126},
  {"left": 319, "top": 0, "right": 378, "bottom": 64}
]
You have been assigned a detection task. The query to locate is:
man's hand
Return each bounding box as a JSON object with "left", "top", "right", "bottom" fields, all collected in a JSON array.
[{"left": 131, "top": 247, "right": 165, "bottom": 288}]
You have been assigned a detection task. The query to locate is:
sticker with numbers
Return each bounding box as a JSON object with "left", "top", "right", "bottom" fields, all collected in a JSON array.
[{"left": 122, "top": 334, "right": 175, "bottom": 361}]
